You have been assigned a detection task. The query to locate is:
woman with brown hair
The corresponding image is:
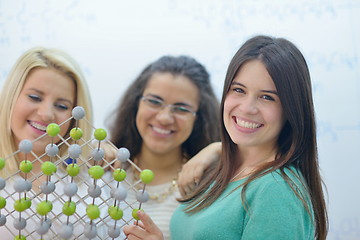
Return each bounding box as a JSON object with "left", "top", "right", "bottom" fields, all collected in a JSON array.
[{"left": 124, "top": 35, "right": 328, "bottom": 240}]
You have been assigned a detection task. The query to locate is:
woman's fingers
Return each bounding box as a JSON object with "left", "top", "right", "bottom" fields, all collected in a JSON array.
[
  {"left": 137, "top": 211, "right": 163, "bottom": 237},
  {"left": 123, "top": 225, "right": 144, "bottom": 240},
  {"left": 178, "top": 169, "right": 199, "bottom": 197},
  {"left": 123, "top": 211, "right": 164, "bottom": 240}
]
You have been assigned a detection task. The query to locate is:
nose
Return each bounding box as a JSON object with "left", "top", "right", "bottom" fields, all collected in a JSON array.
[
  {"left": 155, "top": 106, "right": 175, "bottom": 124},
  {"left": 37, "top": 103, "right": 55, "bottom": 122},
  {"left": 239, "top": 96, "right": 258, "bottom": 115}
]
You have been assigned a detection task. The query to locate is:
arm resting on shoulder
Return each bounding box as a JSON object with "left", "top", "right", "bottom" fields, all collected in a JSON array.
[{"left": 178, "top": 142, "right": 221, "bottom": 197}]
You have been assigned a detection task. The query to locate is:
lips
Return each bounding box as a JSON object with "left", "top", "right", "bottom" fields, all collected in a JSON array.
[
  {"left": 28, "top": 120, "right": 47, "bottom": 132},
  {"left": 235, "top": 117, "right": 263, "bottom": 129},
  {"left": 152, "top": 126, "right": 172, "bottom": 135}
]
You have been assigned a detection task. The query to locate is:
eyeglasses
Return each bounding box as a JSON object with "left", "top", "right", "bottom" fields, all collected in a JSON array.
[{"left": 140, "top": 96, "right": 197, "bottom": 117}]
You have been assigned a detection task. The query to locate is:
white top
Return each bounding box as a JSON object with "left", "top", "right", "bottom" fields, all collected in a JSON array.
[{"left": 117, "top": 167, "right": 181, "bottom": 240}]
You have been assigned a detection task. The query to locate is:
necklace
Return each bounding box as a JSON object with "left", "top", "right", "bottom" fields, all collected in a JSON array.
[
  {"left": 132, "top": 170, "right": 178, "bottom": 203},
  {"left": 132, "top": 157, "right": 184, "bottom": 203},
  {"left": 231, "top": 167, "right": 248, "bottom": 181}
]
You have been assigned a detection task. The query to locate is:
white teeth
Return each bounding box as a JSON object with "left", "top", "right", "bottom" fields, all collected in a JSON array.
[
  {"left": 153, "top": 126, "right": 171, "bottom": 135},
  {"left": 29, "top": 121, "right": 47, "bottom": 131},
  {"left": 236, "top": 118, "right": 261, "bottom": 129}
]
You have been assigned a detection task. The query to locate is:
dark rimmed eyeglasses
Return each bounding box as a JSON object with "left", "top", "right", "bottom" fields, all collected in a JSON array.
[{"left": 140, "top": 96, "right": 197, "bottom": 117}]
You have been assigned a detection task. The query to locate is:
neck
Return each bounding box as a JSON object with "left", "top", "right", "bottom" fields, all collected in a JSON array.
[
  {"left": 237, "top": 145, "right": 277, "bottom": 168},
  {"left": 231, "top": 146, "right": 276, "bottom": 181},
  {"left": 231, "top": 157, "right": 275, "bottom": 182}
]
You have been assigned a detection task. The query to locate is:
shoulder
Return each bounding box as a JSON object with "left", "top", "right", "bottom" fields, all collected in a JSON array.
[
  {"left": 245, "top": 167, "right": 308, "bottom": 204},
  {"left": 241, "top": 167, "right": 315, "bottom": 239}
]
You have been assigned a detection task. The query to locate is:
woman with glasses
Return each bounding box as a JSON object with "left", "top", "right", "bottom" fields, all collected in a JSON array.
[{"left": 106, "top": 55, "right": 220, "bottom": 239}]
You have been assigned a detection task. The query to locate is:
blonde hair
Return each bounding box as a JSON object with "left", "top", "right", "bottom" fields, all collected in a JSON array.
[{"left": 0, "top": 47, "right": 93, "bottom": 177}]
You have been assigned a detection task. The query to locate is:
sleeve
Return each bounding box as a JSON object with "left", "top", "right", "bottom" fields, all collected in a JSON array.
[{"left": 241, "top": 179, "right": 313, "bottom": 240}]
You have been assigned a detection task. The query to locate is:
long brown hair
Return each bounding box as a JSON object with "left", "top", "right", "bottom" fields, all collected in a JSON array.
[{"left": 181, "top": 35, "right": 328, "bottom": 240}]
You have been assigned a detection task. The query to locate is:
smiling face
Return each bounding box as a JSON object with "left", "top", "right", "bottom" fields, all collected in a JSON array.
[
  {"left": 11, "top": 67, "right": 76, "bottom": 156},
  {"left": 223, "top": 60, "right": 286, "bottom": 154},
  {"left": 136, "top": 72, "right": 199, "bottom": 156}
]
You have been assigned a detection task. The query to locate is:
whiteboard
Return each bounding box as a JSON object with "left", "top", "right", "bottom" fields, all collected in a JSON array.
[{"left": 0, "top": 1, "right": 359, "bottom": 239}]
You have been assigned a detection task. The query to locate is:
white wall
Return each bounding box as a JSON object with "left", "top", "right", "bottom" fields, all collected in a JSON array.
[{"left": 0, "top": 1, "right": 359, "bottom": 239}]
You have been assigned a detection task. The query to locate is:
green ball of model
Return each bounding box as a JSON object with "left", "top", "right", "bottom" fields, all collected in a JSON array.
[
  {"left": 88, "top": 165, "right": 104, "bottom": 179},
  {"left": 63, "top": 201, "right": 76, "bottom": 216},
  {"left": 46, "top": 123, "right": 60, "bottom": 137},
  {"left": 94, "top": 128, "right": 107, "bottom": 141},
  {"left": 19, "top": 160, "right": 33, "bottom": 173},
  {"left": 108, "top": 206, "right": 123, "bottom": 220},
  {"left": 41, "top": 161, "right": 57, "bottom": 175},
  {"left": 70, "top": 127, "right": 83, "bottom": 140},
  {"left": 113, "top": 169, "right": 126, "bottom": 182},
  {"left": 14, "top": 198, "right": 31, "bottom": 212},
  {"left": 14, "top": 235, "right": 26, "bottom": 240},
  {"left": 36, "top": 200, "right": 53, "bottom": 215},
  {"left": 24, "top": 198, "right": 31, "bottom": 209},
  {"left": 0, "top": 197, "right": 6, "bottom": 208},
  {"left": 140, "top": 169, "right": 154, "bottom": 184},
  {"left": 13, "top": 199, "right": 26, "bottom": 212},
  {"left": 132, "top": 208, "right": 144, "bottom": 221},
  {"left": 67, "top": 163, "right": 80, "bottom": 177},
  {"left": 0, "top": 158, "right": 5, "bottom": 169},
  {"left": 86, "top": 204, "right": 100, "bottom": 220}
]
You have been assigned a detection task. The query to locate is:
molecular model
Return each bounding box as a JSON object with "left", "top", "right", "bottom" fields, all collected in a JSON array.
[{"left": 0, "top": 106, "right": 154, "bottom": 240}]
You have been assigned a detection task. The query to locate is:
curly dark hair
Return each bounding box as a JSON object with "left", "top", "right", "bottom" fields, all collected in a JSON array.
[{"left": 107, "top": 55, "right": 220, "bottom": 159}]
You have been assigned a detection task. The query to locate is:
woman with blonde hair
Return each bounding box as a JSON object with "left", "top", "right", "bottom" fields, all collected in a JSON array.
[
  {"left": 0, "top": 47, "right": 93, "bottom": 177},
  {"left": 0, "top": 47, "right": 95, "bottom": 239}
]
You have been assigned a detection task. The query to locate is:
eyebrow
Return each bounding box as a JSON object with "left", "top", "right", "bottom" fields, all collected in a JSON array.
[
  {"left": 145, "top": 94, "right": 195, "bottom": 108},
  {"left": 231, "top": 82, "right": 278, "bottom": 95},
  {"left": 28, "top": 88, "right": 74, "bottom": 105}
]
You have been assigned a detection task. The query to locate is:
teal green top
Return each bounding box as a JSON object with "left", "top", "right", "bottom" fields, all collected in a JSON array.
[{"left": 170, "top": 167, "right": 314, "bottom": 239}]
